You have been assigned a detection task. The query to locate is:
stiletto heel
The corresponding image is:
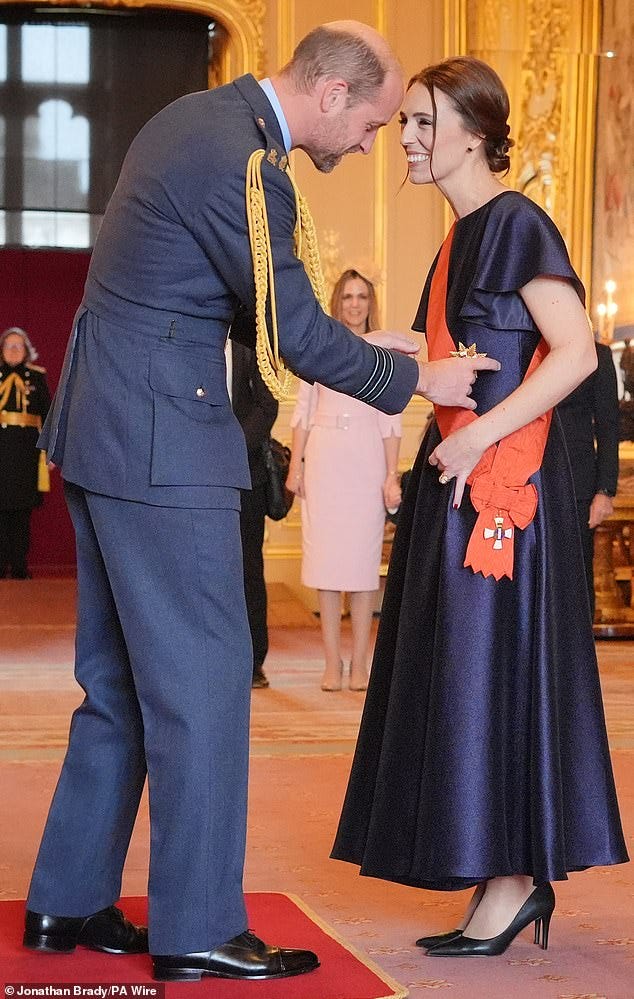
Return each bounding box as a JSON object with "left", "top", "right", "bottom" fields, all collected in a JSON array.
[{"left": 428, "top": 884, "right": 555, "bottom": 958}]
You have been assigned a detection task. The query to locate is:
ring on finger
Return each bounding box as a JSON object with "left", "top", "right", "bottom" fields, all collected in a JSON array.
[{"left": 439, "top": 473, "right": 450, "bottom": 485}]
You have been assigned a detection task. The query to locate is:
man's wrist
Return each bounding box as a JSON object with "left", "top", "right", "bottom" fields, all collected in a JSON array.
[{"left": 416, "top": 360, "right": 430, "bottom": 397}]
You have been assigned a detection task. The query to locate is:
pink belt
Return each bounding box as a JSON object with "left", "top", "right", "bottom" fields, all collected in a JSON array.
[{"left": 312, "top": 413, "right": 351, "bottom": 430}]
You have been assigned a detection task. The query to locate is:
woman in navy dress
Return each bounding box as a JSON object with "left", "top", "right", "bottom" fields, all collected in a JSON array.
[{"left": 331, "top": 57, "right": 628, "bottom": 957}]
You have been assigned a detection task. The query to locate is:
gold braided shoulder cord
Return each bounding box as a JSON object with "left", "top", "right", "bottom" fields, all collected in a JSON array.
[
  {"left": 245, "top": 149, "right": 328, "bottom": 401},
  {"left": 0, "top": 372, "right": 27, "bottom": 412}
]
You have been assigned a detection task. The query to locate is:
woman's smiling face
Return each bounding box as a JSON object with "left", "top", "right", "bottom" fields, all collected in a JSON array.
[{"left": 400, "top": 82, "right": 478, "bottom": 186}]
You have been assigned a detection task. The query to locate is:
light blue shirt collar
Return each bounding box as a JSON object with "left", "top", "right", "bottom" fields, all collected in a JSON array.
[{"left": 258, "top": 78, "right": 292, "bottom": 154}]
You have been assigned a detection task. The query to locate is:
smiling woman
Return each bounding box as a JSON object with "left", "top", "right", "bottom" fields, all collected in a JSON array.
[
  {"left": 400, "top": 58, "right": 513, "bottom": 193},
  {"left": 332, "top": 54, "right": 628, "bottom": 963},
  {"left": 287, "top": 268, "right": 402, "bottom": 693}
]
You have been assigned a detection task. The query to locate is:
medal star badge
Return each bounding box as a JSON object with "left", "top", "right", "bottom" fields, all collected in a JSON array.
[{"left": 450, "top": 341, "right": 487, "bottom": 358}]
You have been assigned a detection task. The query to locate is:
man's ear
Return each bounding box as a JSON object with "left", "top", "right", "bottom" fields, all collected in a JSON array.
[{"left": 317, "top": 78, "right": 349, "bottom": 114}]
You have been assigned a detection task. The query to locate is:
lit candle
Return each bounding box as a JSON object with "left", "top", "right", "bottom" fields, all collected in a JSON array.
[
  {"left": 597, "top": 302, "right": 607, "bottom": 341},
  {"left": 605, "top": 280, "right": 617, "bottom": 342}
]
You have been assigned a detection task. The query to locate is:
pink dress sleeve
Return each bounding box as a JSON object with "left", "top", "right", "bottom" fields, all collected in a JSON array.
[
  {"left": 378, "top": 412, "right": 402, "bottom": 439},
  {"left": 290, "top": 380, "right": 319, "bottom": 430}
]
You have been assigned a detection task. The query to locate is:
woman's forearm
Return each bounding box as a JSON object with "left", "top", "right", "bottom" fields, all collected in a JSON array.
[
  {"left": 382, "top": 434, "right": 401, "bottom": 476},
  {"left": 427, "top": 277, "right": 597, "bottom": 504},
  {"left": 468, "top": 275, "right": 596, "bottom": 450},
  {"left": 289, "top": 425, "right": 309, "bottom": 463},
  {"left": 472, "top": 339, "right": 596, "bottom": 451}
]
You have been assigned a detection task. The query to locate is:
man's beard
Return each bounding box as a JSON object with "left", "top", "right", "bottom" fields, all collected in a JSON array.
[
  {"left": 308, "top": 149, "right": 344, "bottom": 173},
  {"left": 303, "top": 114, "right": 360, "bottom": 173},
  {"left": 305, "top": 143, "right": 363, "bottom": 174}
]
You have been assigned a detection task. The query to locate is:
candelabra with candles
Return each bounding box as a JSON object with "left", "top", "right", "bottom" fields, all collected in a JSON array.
[{"left": 597, "top": 279, "right": 618, "bottom": 343}]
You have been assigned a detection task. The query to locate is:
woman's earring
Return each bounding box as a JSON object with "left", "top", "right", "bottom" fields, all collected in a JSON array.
[{"left": 466, "top": 146, "right": 473, "bottom": 152}]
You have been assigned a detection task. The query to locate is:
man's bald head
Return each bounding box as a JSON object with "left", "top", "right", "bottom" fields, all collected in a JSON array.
[{"left": 282, "top": 20, "right": 400, "bottom": 108}]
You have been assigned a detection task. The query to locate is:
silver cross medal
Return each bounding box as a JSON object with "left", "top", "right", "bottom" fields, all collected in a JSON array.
[{"left": 484, "top": 516, "right": 513, "bottom": 550}]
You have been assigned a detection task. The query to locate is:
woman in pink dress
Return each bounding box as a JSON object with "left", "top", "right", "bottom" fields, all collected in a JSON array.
[{"left": 287, "top": 270, "right": 402, "bottom": 692}]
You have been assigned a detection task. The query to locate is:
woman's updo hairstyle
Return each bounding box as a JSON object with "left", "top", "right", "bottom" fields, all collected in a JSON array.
[{"left": 408, "top": 56, "right": 514, "bottom": 175}]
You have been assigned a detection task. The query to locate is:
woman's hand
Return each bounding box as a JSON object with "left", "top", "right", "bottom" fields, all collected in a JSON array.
[
  {"left": 428, "top": 424, "right": 489, "bottom": 507},
  {"left": 383, "top": 474, "right": 402, "bottom": 512},
  {"left": 286, "top": 462, "right": 305, "bottom": 498}
]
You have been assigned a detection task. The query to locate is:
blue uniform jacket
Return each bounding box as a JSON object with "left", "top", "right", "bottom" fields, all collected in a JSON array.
[{"left": 41, "top": 74, "right": 418, "bottom": 508}]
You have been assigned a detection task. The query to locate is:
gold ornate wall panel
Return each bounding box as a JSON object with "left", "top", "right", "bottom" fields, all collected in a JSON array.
[
  {"left": 592, "top": 0, "right": 634, "bottom": 328},
  {"left": 462, "top": 0, "right": 600, "bottom": 296}
]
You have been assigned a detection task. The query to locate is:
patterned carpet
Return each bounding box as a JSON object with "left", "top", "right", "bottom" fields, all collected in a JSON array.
[{"left": 1, "top": 578, "right": 633, "bottom": 998}]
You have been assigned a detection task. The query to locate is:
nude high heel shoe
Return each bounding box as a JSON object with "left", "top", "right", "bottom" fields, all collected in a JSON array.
[
  {"left": 321, "top": 660, "right": 343, "bottom": 691},
  {"left": 349, "top": 662, "right": 368, "bottom": 691}
]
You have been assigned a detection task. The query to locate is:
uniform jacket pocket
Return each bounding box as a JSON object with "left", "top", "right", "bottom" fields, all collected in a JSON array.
[{"left": 149, "top": 342, "right": 250, "bottom": 487}]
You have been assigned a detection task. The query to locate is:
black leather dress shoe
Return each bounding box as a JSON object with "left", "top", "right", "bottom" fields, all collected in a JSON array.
[
  {"left": 24, "top": 906, "right": 148, "bottom": 954},
  {"left": 152, "top": 930, "right": 319, "bottom": 982}
]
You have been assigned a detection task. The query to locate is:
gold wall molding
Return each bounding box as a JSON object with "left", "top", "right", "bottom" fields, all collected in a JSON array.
[
  {"left": 592, "top": 0, "right": 634, "bottom": 327},
  {"left": 456, "top": 0, "right": 600, "bottom": 297},
  {"left": 276, "top": 0, "right": 295, "bottom": 70},
  {"left": 373, "top": 0, "right": 388, "bottom": 317},
  {"left": 0, "top": 0, "right": 265, "bottom": 79},
  {"left": 444, "top": 0, "right": 467, "bottom": 55},
  {"left": 514, "top": 2, "right": 571, "bottom": 221}
]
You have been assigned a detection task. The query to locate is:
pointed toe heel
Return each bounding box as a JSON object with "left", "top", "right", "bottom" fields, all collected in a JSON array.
[
  {"left": 416, "top": 928, "right": 462, "bottom": 949},
  {"left": 428, "top": 884, "right": 555, "bottom": 958}
]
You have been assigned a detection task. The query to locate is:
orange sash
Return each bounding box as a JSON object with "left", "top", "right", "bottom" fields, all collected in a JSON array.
[{"left": 427, "top": 226, "right": 552, "bottom": 581}]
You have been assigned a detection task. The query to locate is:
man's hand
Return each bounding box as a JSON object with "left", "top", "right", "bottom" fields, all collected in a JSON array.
[
  {"left": 588, "top": 493, "right": 614, "bottom": 529},
  {"left": 364, "top": 330, "right": 421, "bottom": 354},
  {"left": 416, "top": 356, "right": 501, "bottom": 410}
]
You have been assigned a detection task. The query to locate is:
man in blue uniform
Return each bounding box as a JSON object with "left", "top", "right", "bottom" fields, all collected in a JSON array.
[{"left": 24, "top": 20, "right": 498, "bottom": 982}]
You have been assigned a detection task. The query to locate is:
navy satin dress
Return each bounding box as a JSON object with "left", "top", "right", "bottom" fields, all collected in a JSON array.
[{"left": 331, "top": 191, "right": 628, "bottom": 889}]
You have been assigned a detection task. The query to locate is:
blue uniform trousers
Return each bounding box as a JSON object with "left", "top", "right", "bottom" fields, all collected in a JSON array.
[{"left": 27, "top": 482, "right": 252, "bottom": 955}]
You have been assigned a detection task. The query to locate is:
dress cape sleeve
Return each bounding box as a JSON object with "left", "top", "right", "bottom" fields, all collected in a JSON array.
[
  {"left": 412, "top": 193, "right": 585, "bottom": 335},
  {"left": 458, "top": 194, "right": 585, "bottom": 332},
  {"left": 468, "top": 195, "right": 584, "bottom": 297}
]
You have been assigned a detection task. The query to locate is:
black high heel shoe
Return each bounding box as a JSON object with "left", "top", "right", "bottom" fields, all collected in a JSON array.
[
  {"left": 427, "top": 884, "right": 555, "bottom": 957},
  {"left": 416, "top": 929, "right": 463, "bottom": 948}
]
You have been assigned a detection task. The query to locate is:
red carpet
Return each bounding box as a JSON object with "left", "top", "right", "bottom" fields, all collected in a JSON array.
[{"left": 0, "top": 894, "right": 407, "bottom": 999}]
